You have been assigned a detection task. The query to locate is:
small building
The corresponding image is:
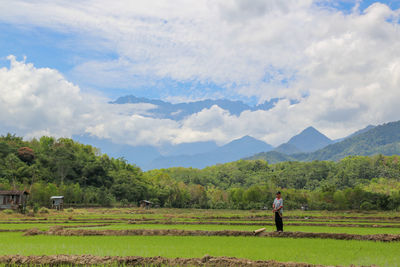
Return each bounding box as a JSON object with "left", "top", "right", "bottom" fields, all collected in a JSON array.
[
  {"left": 301, "top": 204, "right": 309, "bottom": 211},
  {"left": 51, "top": 196, "right": 64, "bottom": 210},
  {"left": 140, "top": 200, "right": 153, "bottom": 209},
  {"left": 0, "top": 190, "right": 29, "bottom": 212}
]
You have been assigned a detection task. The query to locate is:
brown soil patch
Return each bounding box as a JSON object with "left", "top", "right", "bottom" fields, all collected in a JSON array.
[
  {"left": 68, "top": 217, "right": 153, "bottom": 222},
  {"left": 0, "top": 254, "right": 372, "bottom": 266},
  {"left": 0, "top": 220, "right": 121, "bottom": 224},
  {"left": 62, "top": 223, "right": 112, "bottom": 228},
  {"left": 23, "top": 227, "right": 400, "bottom": 242},
  {"left": 0, "top": 229, "right": 25, "bottom": 232},
  {"left": 0, "top": 224, "right": 111, "bottom": 234}
]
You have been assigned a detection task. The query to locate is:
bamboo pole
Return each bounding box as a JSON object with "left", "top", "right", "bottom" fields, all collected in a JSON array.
[{"left": 253, "top": 227, "right": 266, "bottom": 235}]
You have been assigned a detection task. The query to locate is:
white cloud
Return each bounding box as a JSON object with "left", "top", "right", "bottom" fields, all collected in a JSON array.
[
  {"left": 0, "top": 56, "right": 92, "bottom": 138},
  {"left": 1, "top": 55, "right": 400, "bottom": 148},
  {"left": 0, "top": 1, "right": 399, "bottom": 146}
]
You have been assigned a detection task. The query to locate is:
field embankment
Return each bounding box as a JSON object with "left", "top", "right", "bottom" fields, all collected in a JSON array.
[
  {"left": 0, "top": 254, "right": 334, "bottom": 267},
  {"left": 23, "top": 226, "right": 400, "bottom": 242}
]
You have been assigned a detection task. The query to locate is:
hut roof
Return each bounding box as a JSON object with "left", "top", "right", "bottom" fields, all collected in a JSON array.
[
  {"left": 50, "top": 196, "right": 64, "bottom": 199},
  {"left": 0, "top": 190, "right": 29, "bottom": 195}
]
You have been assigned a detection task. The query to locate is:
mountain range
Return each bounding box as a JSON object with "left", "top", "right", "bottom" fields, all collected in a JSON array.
[
  {"left": 148, "top": 136, "right": 273, "bottom": 169},
  {"left": 77, "top": 95, "right": 332, "bottom": 169},
  {"left": 74, "top": 134, "right": 274, "bottom": 170},
  {"left": 247, "top": 122, "right": 400, "bottom": 163},
  {"left": 75, "top": 95, "right": 400, "bottom": 170},
  {"left": 111, "top": 95, "right": 289, "bottom": 120}
]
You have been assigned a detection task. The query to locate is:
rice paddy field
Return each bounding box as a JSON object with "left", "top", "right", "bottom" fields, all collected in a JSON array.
[{"left": 0, "top": 208, "right": 400, "bottom": 266}]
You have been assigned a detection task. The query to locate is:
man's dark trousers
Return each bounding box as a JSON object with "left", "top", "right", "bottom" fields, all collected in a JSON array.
[{"left": 275, "top": 212, "right": 283, "bottom": 231}]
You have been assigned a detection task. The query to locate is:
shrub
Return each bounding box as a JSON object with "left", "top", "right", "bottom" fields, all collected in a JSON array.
[
  {"left": 26, "top": 211, "right": 35, "bottom": 217},
  {"left": 120, "top": 199, "right": 129, "bottom": 207},
  {"left": 3, "top": 209, "right": 13, "bottom": 214},
  {"left": 39, "top": 207, "right": 50, "bottom": 214},
  {"left": 33, "top": 203, "right": 40, "bottom": 214},
  {"left": 360, "top": 201, "right": 376, "bottom": 211}
]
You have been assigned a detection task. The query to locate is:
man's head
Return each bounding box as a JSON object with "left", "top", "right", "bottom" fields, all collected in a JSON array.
[{"left": 276, "top": 191, "right": 281, "bottom": 198}]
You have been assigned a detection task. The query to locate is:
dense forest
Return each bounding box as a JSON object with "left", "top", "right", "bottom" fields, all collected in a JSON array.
[{"left": 1, "top": 134, "right": 400, "bottom": 211}]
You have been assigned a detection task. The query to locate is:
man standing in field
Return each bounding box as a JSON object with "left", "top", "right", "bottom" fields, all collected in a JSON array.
[{"left": 272, "top": 191, "right": 283, "bottom": 232}]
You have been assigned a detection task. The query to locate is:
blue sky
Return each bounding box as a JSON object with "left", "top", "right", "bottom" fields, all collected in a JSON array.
[
  {"left": 0, "top": 0, "right": 399, "bottom": 146},
  {"left": 317, "top": 0, "right": 400, "bottom": 13}
]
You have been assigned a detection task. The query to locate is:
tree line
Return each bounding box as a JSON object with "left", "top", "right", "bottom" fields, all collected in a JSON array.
[{"left": 1, "top": 134, "right": 400, "bottom": 210}]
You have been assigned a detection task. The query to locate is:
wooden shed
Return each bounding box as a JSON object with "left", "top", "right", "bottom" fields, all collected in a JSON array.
[
  {"left": 0, "top": 190, "right": 29, "bottom": 211},
  {"left": 301, "top": 204, "right": 309, "bottom": 211},
  {"left": 140, "top": 200, "right": 153, "bottom": 209},
  {"left": 51, "top": 196, "right": 64, "bottom": 210}
]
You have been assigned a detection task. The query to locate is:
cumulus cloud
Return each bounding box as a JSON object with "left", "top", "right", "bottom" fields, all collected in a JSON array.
[
  {"left": 0, "top": 1, "right": 399, "bottom": 146},
  {"left": 0, "top": 56, "right": 91, "bottom": 138},
  {"left": 1, "top": 54, "right": 400, "bottom": 147},
  {"left": 0, "top": 57, "right": 282, "bottom": 145}
]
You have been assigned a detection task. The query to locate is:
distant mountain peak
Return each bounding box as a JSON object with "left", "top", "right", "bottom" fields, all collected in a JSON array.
[
  {"left": 234, "top": 135, "right": 257, "bottom": 141},
  {"left": 223, "top": 135, "right": 273, "bottom": 149},
  {"left": 289, "top": 126, "right": 330, "bottom": 141},
  {"left": 286, "top": 126, "right": 333, "bottom": 153},
  {"left": 303, "top": 126, "right": 318, "bottom": 132}
]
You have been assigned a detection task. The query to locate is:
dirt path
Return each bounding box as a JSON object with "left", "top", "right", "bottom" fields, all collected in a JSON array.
[
  {"left": 24, "top": 227, "right": 400, "bottom": 242},
  {"left": 0, "top": 254, "right": 373, "bottom": 266}
]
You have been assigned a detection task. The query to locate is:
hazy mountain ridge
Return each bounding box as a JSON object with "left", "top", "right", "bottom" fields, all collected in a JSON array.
[
  {"left": 75, "top": 120, "right": 383, "bottom": 169},
  {"left": 147, "top": 136, "right": 274, "bottom": 169},
  {"left": 110, "top": 95, "right": 281, "bottom": 120},
  {"left": 73, "top": 134, "right": 161, "bottom": 167},
  {"left": 248, "top": 150, "right": 297, "bottom": 164},
  {"left": 333, "top": 125, "right": 375, "bottom": 143},
  {"left": 246, "top": 121, "right": 399, "bottom": 163},
  {"left": 274, "top": 143, "right": 302, "bottom": 155},
  {"left": 159, "top": 141, "right": 218, "bottom": 156},
  {"left": 305, "top": 121, "right": 400, "bottom": 161},
  {"left": 74, "top": 134, "right": 273, "bottom": 170},
  {"left": 75, "top": 95, "right": 394, "bottom": 169}
]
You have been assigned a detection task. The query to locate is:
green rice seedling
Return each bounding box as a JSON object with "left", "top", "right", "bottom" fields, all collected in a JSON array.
[
  {"left": 0, "top": 233, "right": 399, "bottom": 266},
  {"left": 79, "top": 223, "right": 400, "bottom": 235}
]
